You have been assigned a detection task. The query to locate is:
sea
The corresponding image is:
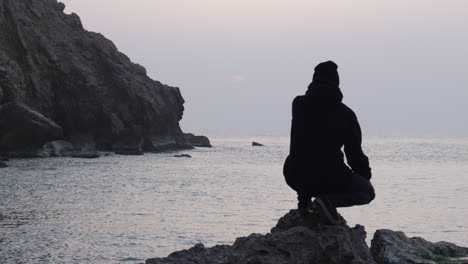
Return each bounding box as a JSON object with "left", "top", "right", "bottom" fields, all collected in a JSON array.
[{"left": 1, "top": 136, "right": 467, "bottom": 264}]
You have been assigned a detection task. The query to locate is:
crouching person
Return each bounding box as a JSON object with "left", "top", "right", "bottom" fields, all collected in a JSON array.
[{"left": 283, "top": 61, "right": 375, "bottom": 224}]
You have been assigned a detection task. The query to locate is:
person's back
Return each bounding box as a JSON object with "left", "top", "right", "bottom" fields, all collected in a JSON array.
[{"left": 283, "top": 61, "right": 375, "bottom": 224}]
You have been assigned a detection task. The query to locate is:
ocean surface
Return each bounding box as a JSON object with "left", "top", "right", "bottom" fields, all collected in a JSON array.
[{"left": 1, "top": 136, "right": 467, "bottom": 264}]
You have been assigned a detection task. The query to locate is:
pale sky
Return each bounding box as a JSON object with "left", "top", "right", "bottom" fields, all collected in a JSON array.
[{"left": 61, "top": 0, "right": 468, "bottom": 137}]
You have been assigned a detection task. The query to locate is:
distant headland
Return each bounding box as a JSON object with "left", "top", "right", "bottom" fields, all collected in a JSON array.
[{"left": 0, "top": 0, "right": 210, "bottom": 162}]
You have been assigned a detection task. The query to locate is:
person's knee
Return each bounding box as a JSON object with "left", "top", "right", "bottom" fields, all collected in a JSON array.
[
  {"left": 367, "top": 191, "right": 376, "bottom": 204},
  {"left": 357, "top": 191, "right": 375, "bottom": 206}
]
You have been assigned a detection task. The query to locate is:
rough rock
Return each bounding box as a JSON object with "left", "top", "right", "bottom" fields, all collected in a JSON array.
[
  {"left": 43, "top": 140, "right": 103, "bottom": 158},
  {"left": 252, "top": 141, "right": 264, "bottom": 146},
  {"left": 69, "top": 150, "right": 100, "bottom": 159},
  {"left": 146, "top": 209, "right": 375, "bottom": 264},
  {"left": 174, "top": 154, "right": 191, "bottom": 158},
  {"left": 111, "top": 127, "right": 144, "bottom": 155},
  {"left": 0, "top": 0, "right": 206, "bottom": 153},
  {"left": 370, "top": 229, "right": 468, "bottom": 264},
  {"left": 184, "top": 133, "right": 212, "bottom": 147},
  {"left": 44, "top": 140, "right": 74, "bottom": 156},
  {"left": 0, "top": 102, "right": 62, "bottom": 155}
]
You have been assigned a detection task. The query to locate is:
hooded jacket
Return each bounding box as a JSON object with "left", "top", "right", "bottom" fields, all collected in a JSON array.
[{"left": 283, "top": 81, "right": 371, "bottom": 196}]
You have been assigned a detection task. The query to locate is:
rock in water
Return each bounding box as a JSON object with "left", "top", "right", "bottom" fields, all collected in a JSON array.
[
  {"left": 370, "top": 229, "right": 468, "bottom": 264},
  {"left": 0, "top": 0, "right": 202, "bottom": 152},
  {"left": 184, "top": 133, "right": 212, "bottom": 147},
  {"left": 174, "top": 154, "right": 191, "bottom": 158},
  {"left": 0, "top": 103, "right": 62, "bottom": 154},
  {"left": 252, "top": 141, "right": 264, "bottom": 146},
  {"left": 146, "top": 209, "right": 375, "bottom": 264}
]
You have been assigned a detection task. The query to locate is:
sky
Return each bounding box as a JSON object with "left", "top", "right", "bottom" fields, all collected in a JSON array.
[{"left": 60, "top": 0, "right": 468, "bottom": 137}]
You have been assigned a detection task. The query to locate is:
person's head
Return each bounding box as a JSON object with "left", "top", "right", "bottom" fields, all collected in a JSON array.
[
  {"left": 307, "top": 61, "right": 343, "bottom": 101},
  {"left": 312, "top": 61, "right": 339, "bottom": 87}
]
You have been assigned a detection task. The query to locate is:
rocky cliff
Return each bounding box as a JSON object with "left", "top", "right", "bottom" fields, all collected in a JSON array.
[{"left": 0, "top": 0, "right": 205, "bottom": 155}]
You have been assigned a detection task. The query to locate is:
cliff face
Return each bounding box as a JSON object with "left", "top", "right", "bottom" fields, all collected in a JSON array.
[{"left": 0, "top": 0, "right": 190, "bottom": 152}]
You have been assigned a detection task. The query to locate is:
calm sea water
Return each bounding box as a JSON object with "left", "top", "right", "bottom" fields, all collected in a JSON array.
[{"left": 1, "top": 136, "right": 467, "bottom": 264}]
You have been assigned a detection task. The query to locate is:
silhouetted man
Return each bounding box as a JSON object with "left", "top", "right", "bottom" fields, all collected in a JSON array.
[{"left": 283, "top": 61, "right": 375, "bottom": 224}]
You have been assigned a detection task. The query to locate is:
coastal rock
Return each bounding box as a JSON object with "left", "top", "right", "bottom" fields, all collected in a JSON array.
[
  {"left": 0, "top": 102, "right": 62, "bottom": 154},
  {"left": 43, "top": 140, "right": 104, "bottom": 158},
  {"left": 370, "top": 229, "right": 468, "bottom": 264},
  {"left": 69, "top": 150, "right": 100, "bottom": 159},
  {"left": 174, "top": 154, "right": 191, "bottom": 158},
  {"left": 143, "top": 135, "right": 193, "bottom": 152},
  {"left": 44, "top": 140, "right": 75, "bottom": 156},
  {"left": 146, "top": 209, "right": 375, "bottom": 264},
  {"left": 184, "top": 133, "right": 212, "bottom": 148},
  {"left": 0, "top": 0, "right": 207, "bottom": 152},
  {"left": 112, "top": 127, "right": 144, "bottom": 155},
  {"left": 252, "top": 141, "right": 264, "bottom": 146},
  {"left": 0, "top": 160, "right": 6, "bottom": 168}
]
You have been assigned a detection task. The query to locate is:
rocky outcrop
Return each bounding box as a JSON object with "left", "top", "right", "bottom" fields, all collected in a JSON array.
[
  {"left": 183, "top": 133, "right": 212, "bottom": 148},
  {"left": 370, "top": 229, "right": 468, "bottom": 264},
  {"left": 252, "top": 141, "right": 264, "bottom": 146},
  {"left": 0, "top": 0, "right": 203, "bottom": 154},
  {"left": 0, "top": 102, "right": 62, "bottom": 156},
  {"left": 146, "top": 210, "right": 468, "bottom": 264},
  {"left": 146, "top": 210, "right": 376, "bottom": 264}
]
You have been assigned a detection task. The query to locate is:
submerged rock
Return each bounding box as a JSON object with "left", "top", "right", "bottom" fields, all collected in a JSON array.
[
  {"left": 370, "top": 229, "right": 468, "bottom": 264},
  {"left": 0, "top": 103, "right": 62, "bottom": 155},
  {"left": 0, "top": 0, "right": 208, "bottom": 152},
  {"left": 174, "top": 154, "right": 191, "bottom": 158},
  {"left": 252, "top": 141, "right": 264, "bottom": 146},
  {"left": 184, "top": 133, "right": 212, "bottom": 148},
  {"left": 146, "top": 209, "right": 375, "bottom": 264}
]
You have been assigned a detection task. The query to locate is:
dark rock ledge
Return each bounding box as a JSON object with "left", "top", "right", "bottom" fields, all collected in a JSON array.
[
  {"left": 146, "top": 210, "right": 375, "bottom": 264},
  {"left": 371, "top": 229, "right": 468, "bottom": 264},
  {"left": 146, "top": 210, "right": 468, "bottom": 264},
  {"left": 184, "top": 133, "right": 212, "bottom": 148}
]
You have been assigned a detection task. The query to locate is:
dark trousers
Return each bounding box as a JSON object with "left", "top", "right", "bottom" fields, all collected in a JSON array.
[{"left": 298, "top": 173, "right": 375, "bottom": 208}]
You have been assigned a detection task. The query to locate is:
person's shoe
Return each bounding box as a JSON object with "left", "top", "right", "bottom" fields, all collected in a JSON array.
[
  {"left": 298, "top": 199, "right": 315, "bottom": 215},
  {"left": 314, "top": 197, "right": 340, "bottom": 225}
]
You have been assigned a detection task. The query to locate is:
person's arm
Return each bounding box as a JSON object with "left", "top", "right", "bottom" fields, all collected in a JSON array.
[
  {"left": 344, "top": 111, "right": 372, "bottom": 180},
  {"left": 289, "top": 97, "right": 301, "bottom": 156}
]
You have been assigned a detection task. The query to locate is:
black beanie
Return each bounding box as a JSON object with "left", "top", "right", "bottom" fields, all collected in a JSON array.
[{"left": 312, "top": 61, "right": 340, "bottom": 86}]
